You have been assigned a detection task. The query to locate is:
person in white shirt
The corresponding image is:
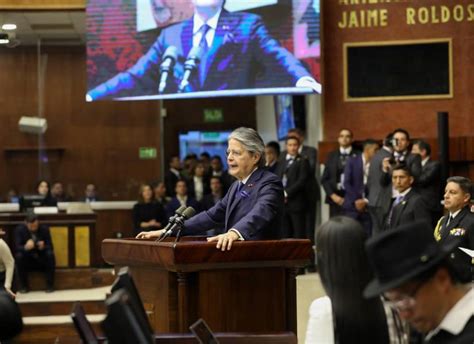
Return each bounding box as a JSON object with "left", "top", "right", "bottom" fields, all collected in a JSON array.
[
  {"left": 365, "top": 220, "right": 474, "bottom": 344},
  {"left": 306, "top": 217, "right": 407, "bottom": 344}
]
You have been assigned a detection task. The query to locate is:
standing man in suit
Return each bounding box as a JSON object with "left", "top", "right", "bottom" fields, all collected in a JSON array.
[
  {"left": 276, "top": 136, "right": 310, "bottom": 239},
  {"left": 434, "top": 176, "right": 474, "bottom": 282},
  {"left": 87, "top": 0, "right": 320, "bottom": 100},
  {"left": 321, "top": 128, "right": 357, "bottom": 217},
  {"left": 137, "top": 127, "right": 284, "bottom": 251},
  {"left": 264, "top": 141, "right": 280, "bottom": 174},
  {"left": 15, "top": 214, "right": 56, "bottom": 293},
  {"left": 210, "top": 155, "right": 233, "bottom": 193},
  {"left": 411, "top": 140, "right": 442, "bottom": 226},
  {"left": 343, "top": 139, "right": 379, "bottom": 235},
  {"left": 165, "top": 155, "right": 182, "bottom": 197},
  {"left": 367, "top": 133, "right": 393, "bottom": 235},
  {"left": 383, "top": 165, "right": 430, "bottom": 230}
]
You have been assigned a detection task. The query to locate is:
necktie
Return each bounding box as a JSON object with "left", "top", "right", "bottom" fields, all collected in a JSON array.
[
  {"left": 447, "top": 215, "right": 454, "bottom": 226},
  {"left": 387, "top": 195, "right": 404, "bottom": 225},
  {"left": 198, "top": 24, "right": 211, "bottom": 86}
]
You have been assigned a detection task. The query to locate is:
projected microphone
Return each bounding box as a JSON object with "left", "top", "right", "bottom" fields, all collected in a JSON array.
[
  {"left": 178, "top": 46, "right": 204, "bottom": 93},
  {"left": 160, "top": 206, "right": 196, "bottom": 240},
  {"left": 155, "top": 205, "right": 186, "bottom": 241},
  {"left": 158, "top": 46, "right": 178, "bottom": 94}
]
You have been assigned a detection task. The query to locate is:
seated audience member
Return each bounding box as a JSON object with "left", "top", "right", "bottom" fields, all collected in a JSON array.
[
  {"left": 153, "top": 181, "right": 171, "bottom": 208},
  {"left": 364, "top": 221, "right": 473, "bottom": 344},
  {"left": 0, "top": 291, "right": 23, "bottom": 341},
  {"left": 199, "top": 152, "right": 213, "bottom": 178},
  {"left": 434, "top": 176, "right": 474, "bottom": 282},
  {"left": 165, "top": 155, "right": 182, "bottom": 197},
  {"left": 306, "top": 216, "right": 407, "bottom": 344},
  {"left": 83, "top": 183, "right": 99, "bottom": 202},
  {"left": 36, "top": 180, "right": 57, "bottom": 207},
  {"left": 50, "top": 182, "right": 71, "bottom": 202},
  {"left": 210, "top": 155, "right": 233, "bottom": 192},
  {"left": 181, "top": 154, "right": 198, "bottom": 181},
  {"left": 132, "top": 184, "right": 166, "bottom": 236},
  {"left": 6, "top": 189, "right": 19, "bottom": 203},
  {"left": 201, "top": 176, "right": 224, "bottom": 211},
  {"left": 343, "top": 139, "right": 380, "bottom": 235},
  {"left": 0, "top": 230, "right": 15, "bottom": 299},
  {"left": 15, "top": 214, "right": 55, "bottom": 292},
  {"left": 188, "top": 162, "right": 210, "bottom": 202},
  {"left": 165, "top": 179, "right": 200, "bottom": 218},
  {"left": 265, "top": 141, "right": 281, "bottom": 174},
  {"left": 411, "top": 140, "right": 442, "bottom": 226},
  {"left": 382, "top": 164, "right": 430, "bottom": 230}
]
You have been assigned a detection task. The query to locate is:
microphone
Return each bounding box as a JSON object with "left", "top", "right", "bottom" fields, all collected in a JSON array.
[
  {"left": 160, "top": 206, "right": 196, "bottom": 240},
  {"left": 158, "top": 46, "right": 178, "bottom": 94},
  {"left": 178, "top": 46, "right": 204, "bottom": 93},
  {"left": 155, "top": 205, "right": 186, "bottom": 241}
]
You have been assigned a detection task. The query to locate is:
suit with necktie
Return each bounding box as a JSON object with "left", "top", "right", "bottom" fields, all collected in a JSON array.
[
  {"left": 342, "top": 154, "right": 372, "bottom": 234},
  {"left": 87, "top": 10, "right": 312, "bottom": 99},
  {"left": 434, "top": 206, "right": 474, "bottom": 282},
  {"left": 275, "top": 155, "right": 310, "bottom": 239},
  {"left": 183, "top": 168, "right": 284, "bottom": 240},
  {"left": 383, "top": 189, "right": 430, "bottom": 230},
  {"left": 321, "top": 148, "right": 358, "bottom": 217}
]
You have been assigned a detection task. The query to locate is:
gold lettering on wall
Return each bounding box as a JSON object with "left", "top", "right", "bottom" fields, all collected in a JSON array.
[
  {"left": 406, "top": 5, "right": 474, "bottom": 25},
  {"left": 338, "top": 9, "right": 388, "bottom": 28}
]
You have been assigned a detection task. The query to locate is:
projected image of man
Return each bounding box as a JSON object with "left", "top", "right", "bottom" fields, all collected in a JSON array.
[{"left": 87, "top": 0, "right": 320, "bottom": 100}]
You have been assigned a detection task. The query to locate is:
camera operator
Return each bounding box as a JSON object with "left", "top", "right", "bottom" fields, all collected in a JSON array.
[
  {"left": 381, "top": 128, "right": 421, "bottom": 178},
  {"left": 15, "top": 213, "right": 55, "bottom": 293}
]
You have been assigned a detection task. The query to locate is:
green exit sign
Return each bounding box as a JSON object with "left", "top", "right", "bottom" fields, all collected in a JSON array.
[
  {"left": 203, "top": 108, "right": 224, "bottom": 123},
  {"left": 139, "top": 147, "right": 157, "bottom": 160}
]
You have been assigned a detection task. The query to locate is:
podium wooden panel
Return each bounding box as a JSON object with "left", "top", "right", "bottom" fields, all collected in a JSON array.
[{"left": 102, "top": 237, "right": 311, "bottom": 334}]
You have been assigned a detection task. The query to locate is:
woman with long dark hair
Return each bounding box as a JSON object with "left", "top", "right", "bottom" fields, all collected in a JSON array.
[
  {"left": 36, "top": 180, "right": 57, "bottom": 207},
  {"left": 305, "top": 216, "right": 407, "bottom": 344},
  {"left": 132, "top": 184, "right": 166, "bottom": 236}
]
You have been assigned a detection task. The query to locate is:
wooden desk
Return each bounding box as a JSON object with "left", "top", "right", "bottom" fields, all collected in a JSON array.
[{"left": 102, "top": 237, "right": 312, "bottom": 334}]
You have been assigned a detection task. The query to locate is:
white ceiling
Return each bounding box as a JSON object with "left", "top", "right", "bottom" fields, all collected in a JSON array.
[{"left": 0, "top": 11, "right": 85, "bottom": 47}]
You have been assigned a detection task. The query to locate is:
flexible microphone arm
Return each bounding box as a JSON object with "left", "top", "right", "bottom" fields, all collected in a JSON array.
[
  {"left": 158, "top": 46, "right": 178, "bottom": 94},
  {"left": 160, "top": 206, "right": 196, "bottom": 241},
  {"left": 177, "top": 46, "right": 203, "bottom": 93},
  {"left": 155, "top": 205, "right": 186, "bottom": 242}
]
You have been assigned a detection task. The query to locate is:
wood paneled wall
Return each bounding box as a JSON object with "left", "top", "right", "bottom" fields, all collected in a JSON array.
[
  {"left": 321, "top": 0, "right": 474, "bottom": 141},
  {"left": 0, "top": 46, "right": 256, "bottom": 200}
]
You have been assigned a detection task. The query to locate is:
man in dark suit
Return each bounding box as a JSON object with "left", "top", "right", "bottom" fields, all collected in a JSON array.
[
  {"left": 87, "top": 0, "right": 319, "bottom": 100},
  {"left": 434, "top": 176, "right": 474, "bottom": 282},
  {"left": 15, "top": 214, "right": 55, "bottom": 293},
  {"left": 137, "top": 128, "right": 284, "bottom": 251},
  {"left": 367, "top": 133, "right": 393, "bottom": 235},
  {"left": 164, "top": 155, "right": 182, "bottom": 197},
  {"left": 165, "top": 179, "right": 200, "bottom": 218},
  {"left": 383, "top": 165, "right": 430, "bottom": 230},
  {"left": 276, "top": 136, "right": 310, "bottom": 239},
  {"left": 411, "top": 140, "right": 442, "bottom": 226},
  {"left": 210, "top": 155, "right": 233, "bottom": 193},
  {"left": 200, "top": 176, "right": 224, "bottom": 211},
  {"left": 343, "top": 139, "right": 379, "bottom": 235},
  {"left": 377, "top": 129, "right": 422, "bottom": 231},
  {"left": 264, "top": 141, "right": 280, "bottom": 174},
  {"left": 321, "top": 128, "right": 357, "bottom": 217}
]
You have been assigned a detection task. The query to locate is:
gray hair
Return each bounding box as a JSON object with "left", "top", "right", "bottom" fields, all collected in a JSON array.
[{"left": 228, "top": 127, "right": 265, "bottom": 167}]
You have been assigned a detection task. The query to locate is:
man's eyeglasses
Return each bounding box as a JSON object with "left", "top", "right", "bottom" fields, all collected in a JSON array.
[
  {"left": 383, "top": 279, "right": 426, "bottom": 312},
  {"left": 225, "top": 149, "right": 243, "bottom": 158}
]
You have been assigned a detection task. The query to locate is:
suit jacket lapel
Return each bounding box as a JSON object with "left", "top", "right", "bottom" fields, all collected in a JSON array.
[
  {"left": 393, "top": 191, "right": 412, "bottom": 227},
  {"left": 227, "top": 169, "right": 263, "bottom": 222}
]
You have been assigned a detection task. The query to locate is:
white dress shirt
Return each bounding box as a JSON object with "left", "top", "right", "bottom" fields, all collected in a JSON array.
[{"left": 192, "top": 8, "right": 222, "bottom": 48}]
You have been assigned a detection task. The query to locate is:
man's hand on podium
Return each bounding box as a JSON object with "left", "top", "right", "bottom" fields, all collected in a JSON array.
[
  {"left": 136, "top": 229, "right": 165, "bottom": 239},
  {"left": 207, "top": 230, "right": 240, "bottom": 251}
]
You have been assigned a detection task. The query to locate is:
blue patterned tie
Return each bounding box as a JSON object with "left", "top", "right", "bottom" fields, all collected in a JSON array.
[{"left": 198, "top": 24, "right": 211, "bottom": 86}]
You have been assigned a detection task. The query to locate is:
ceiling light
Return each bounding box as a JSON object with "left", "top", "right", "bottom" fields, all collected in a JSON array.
[
  {"left": 2, "top": 23, "right": 17, "bottom": 30},
  {"left": 0, "top": 33, "right": 9, "bottom": 44}
]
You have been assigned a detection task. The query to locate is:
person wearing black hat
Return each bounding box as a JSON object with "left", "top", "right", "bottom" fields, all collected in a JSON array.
[
  {"left": 14, "top": 213, "right": 56, "bottom": 293},
  {"left": 365, "top": 221, "right": 474, "bottom": 344},
  {"left": 434, "top": 176, "right": 474, "bottom": 282}
]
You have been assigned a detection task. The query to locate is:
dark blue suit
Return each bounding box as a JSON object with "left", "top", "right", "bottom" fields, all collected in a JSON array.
[
  {"left": 343, "top": 155, "right": 371, "bottom": 234},
  {"left": 88, "top": 10, "right": 312, "bottom": 99},
  {"left": 183, "top": 168, "right": 284, "bottom": 240}
]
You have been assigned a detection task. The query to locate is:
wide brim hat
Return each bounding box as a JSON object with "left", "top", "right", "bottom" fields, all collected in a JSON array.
[{"left": 364, "top": 220, "right": 461, "bottom": 298}]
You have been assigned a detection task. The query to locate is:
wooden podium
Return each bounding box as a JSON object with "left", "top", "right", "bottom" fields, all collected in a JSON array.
[{"left": 102, "top": 237, "right": 311, "bottom": 334}]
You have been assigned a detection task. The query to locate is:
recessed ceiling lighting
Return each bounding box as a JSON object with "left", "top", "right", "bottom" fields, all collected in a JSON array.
[{"left": 2, "top": 23, "right": 17, "bottom": 30}]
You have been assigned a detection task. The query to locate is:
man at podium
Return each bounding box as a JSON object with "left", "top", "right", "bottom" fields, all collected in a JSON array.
[{"left": 137, "top": 127, "right": 284, "bottom": 250}]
